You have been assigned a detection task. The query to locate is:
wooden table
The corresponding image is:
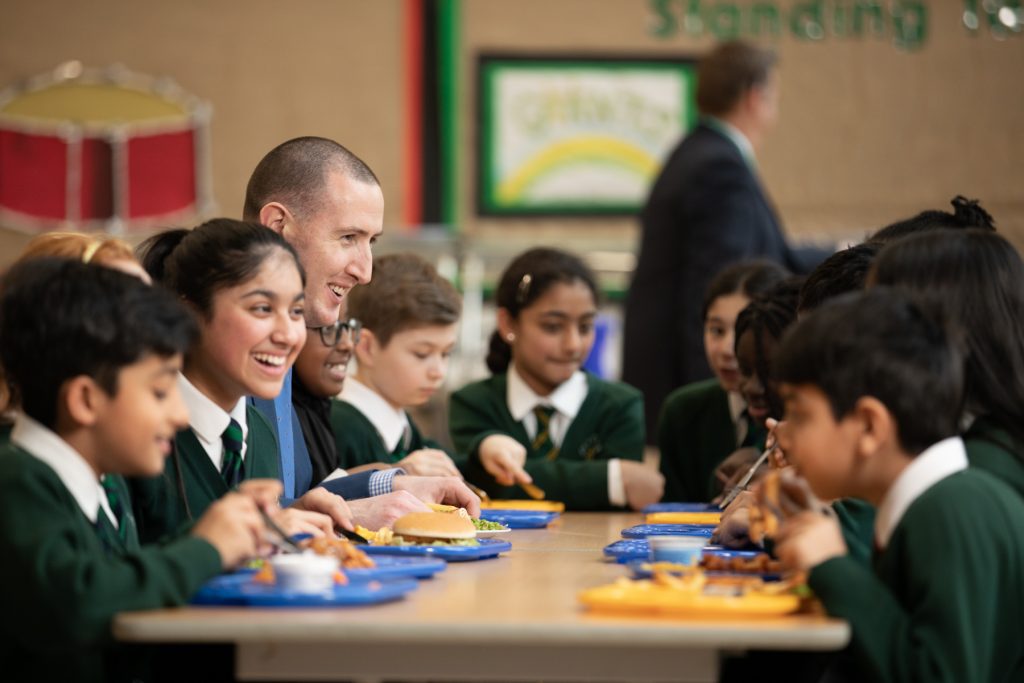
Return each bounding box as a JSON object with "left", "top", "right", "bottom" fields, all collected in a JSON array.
[{"left": 114, "top": 512, "right": 849, "bottom": 682}]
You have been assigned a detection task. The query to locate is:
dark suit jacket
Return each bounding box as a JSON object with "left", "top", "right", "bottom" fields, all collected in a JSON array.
[{"left": 623, "top": 123, "right": 826, "bottom": 438}]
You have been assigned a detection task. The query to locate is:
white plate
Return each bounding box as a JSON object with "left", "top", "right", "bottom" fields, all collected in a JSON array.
[{"left": 475, "top": 527, "right": 512, "bottom": 539}]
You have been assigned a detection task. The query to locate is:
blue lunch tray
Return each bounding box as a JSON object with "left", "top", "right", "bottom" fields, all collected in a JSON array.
[
  {"left": 192, "top": 574, "right": 417, "bottom": 607},
  {"left": 361, "top": 537, "right": 512, "bottom": 562},
  {"left": 626, "top": 558, "right": 781, "bottom": 581},
  {"left": 603, "top": 540, "right": 765, "bottom": 564},
  {"left": 479, "top": 509, "right": 559, "bottom": 529},
  {"left": 620, "top": 523, "right": 717, "bottom": 539},
  {"left": 346, "top": 555, "right": 447, "bottom": 581}
]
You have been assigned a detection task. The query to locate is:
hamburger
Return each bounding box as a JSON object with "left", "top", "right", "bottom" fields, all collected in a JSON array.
[{"left": 391, "top": 512, "right": 479, "bottom": 546}]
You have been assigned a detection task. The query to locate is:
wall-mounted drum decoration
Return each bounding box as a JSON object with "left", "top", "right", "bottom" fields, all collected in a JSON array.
[{"left": 0, "top": 61, "right": 213, "bottom": 233}]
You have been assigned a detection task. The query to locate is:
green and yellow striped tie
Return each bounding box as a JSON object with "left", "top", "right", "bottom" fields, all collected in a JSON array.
[
  {"left": 531, "top": 405, "right": 559, "bottom": 461},
  {"left": 221, "top": 418, "right": 245, "bottom": 488},
  {"left": 390, "top": 425, "right": 412, "bottom": 462},
  {"left": 95, "top": 475, "right": 135, "bottom": 554}
]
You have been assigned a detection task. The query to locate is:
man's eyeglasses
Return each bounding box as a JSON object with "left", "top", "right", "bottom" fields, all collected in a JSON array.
[{"left": 315, "top": 318, "right": 362, "bottom": 347}]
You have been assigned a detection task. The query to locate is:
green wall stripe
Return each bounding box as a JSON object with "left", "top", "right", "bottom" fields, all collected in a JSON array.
[{"left": 437, "top": 0, "right": 460, "bottom": 231}]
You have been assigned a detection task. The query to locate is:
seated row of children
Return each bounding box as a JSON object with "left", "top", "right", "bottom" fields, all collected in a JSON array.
[
  {"left": 0, "top": 223, "right": 667, "bottom": 681},
  {"left": 286, "top": 245, "right": 664, "bottom": 511},
  {"left": 658, "top": 197, "right": 1024, "bottom": 681},
  {"left": 5, "top": 192, "right": 1023, "bottom": 680}
]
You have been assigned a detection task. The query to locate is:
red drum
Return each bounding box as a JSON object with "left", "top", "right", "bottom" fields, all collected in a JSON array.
[{"left": 0, "top": 62, "right": 212, "bottom": 233}]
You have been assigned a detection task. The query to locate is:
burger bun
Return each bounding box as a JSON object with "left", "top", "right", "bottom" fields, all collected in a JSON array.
[{"left": 393, "top": 511, "right": 477, "bottom": 541}]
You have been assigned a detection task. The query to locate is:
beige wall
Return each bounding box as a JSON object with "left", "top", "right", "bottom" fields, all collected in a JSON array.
[
  {"left": 2, "top": 0, "right": 1023, "bottom": 270},
  {"left": 0, "top": 0, "right": 405, "bottom": 266},
  {"left": 461, "top": 0, "right": 1024, "bottom": 248}
]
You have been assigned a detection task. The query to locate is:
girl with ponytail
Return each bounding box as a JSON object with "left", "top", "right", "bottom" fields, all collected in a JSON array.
[
  {"left": 130, "top": 219, "right": 350, "bottom": 541},
  {"left": 449, "top": 248, "right": 663, "bottom": 510}
]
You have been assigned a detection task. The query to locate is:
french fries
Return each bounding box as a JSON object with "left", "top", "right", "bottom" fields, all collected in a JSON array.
[
  {"left": 355, "top": 525, "right": 394, "bottom": 545},
  {"left": 647, "top": 559, "right": 806, "bottom": 599},
  {"left": 300, "top": 536, "right": 375, "bottom": 569}
]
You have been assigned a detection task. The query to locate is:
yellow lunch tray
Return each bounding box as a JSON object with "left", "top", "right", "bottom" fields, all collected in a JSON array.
[
  {"left": 480, "top": 499, "right": 566, "bottom": 512},
  {"left": 645, "top": 511, "right": 722, "bottom": 525},
  {"left": 579, "top": 579, "right": 800, "bottom": 618}
]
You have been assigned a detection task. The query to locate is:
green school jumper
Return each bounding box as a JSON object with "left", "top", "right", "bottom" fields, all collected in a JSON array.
[
  {"left": 964, "top": 415, "right": 1024, "bottom": 499},
  {"left": 329, "top": 399, "right": 448, "bottom": 470},
  {"left": 657, "top": 378, "right": 764, "bottom": 502},
  {"left": 131, "top": 404, "right": 281, "bottom": 544},
  {"left": 832, "top": 497, "right": 876, "bottom": 566},
  {"left": 828, "top": 417, "right": 1024, "bottom": 573},
  {"left": 756, "top": 419, "right": 1022, "bottom": 573},
  {"left": 0, "top": 445, "right": 221, "bottom": 683},
  {"left": 809, "top": 469, "right": 1024, "bottom": 682},
  {"left": 449, "top": 372, "right": 645, "bottom": 510}
]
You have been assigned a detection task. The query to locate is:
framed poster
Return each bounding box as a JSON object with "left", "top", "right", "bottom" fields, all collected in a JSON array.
[{"left": 477, "top": 54, "right": 697, "bottom": 216}]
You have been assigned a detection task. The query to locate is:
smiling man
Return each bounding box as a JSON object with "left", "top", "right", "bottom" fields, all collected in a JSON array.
[
  {"left": 244, "top": 136, "right": 383, "bottom": 327},
  {"left": 241, "top": 137, "right": 479, "bottom": 524},
  {"left": 242, "top": 137, "right": 383, "bottom": 503}
]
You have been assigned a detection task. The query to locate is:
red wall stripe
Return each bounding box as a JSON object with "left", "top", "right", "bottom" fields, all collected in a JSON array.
[{"left": 403, "top": 0, "right": 424, "bottom": 228}]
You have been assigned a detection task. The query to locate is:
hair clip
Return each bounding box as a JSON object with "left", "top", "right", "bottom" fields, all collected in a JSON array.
[
  {"left": 81, "top": 240, "right": 102, "bottom": 264},
  {"left": 516, "top": 273, "right": 532, "bottom": 305}
]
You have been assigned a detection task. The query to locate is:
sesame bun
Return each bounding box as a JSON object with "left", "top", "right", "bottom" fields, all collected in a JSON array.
[{"left": 393, "top": 511, "right": 477, "bottom": 541}]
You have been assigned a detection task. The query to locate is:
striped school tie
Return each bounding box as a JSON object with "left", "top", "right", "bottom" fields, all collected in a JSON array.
[
  {"left": 531, "top": 405, "right": 559, "bottom": 461},
  {"left": 221, "top": 418, "right": 245, "bottom": 488},
  {"left": 390, "top": 425, "right": 411, "bottom": 462},
  {"left": 94, "top": 475, "right": 130, "bottom": 553}
]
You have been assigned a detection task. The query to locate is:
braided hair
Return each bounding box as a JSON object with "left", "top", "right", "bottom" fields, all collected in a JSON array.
[
  {"left": 870, "top": 195, "right": 996, "bottom": 244},
  {"left": 734, "top": 277, "right": 802, "bottom": 420}
]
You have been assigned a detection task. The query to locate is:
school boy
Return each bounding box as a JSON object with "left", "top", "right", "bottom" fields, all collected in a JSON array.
[
  {"left": 770, "top": 289, "right": 1024, "bottom": 682},
  {"left": 0, "top": 259, "right": 265, "bottom": 683},
  {"left": 793, "top": 243, "right": 881, "bottom": 565},
  {"left": 332, "top": 253, "right": 462, "bottom": 476}
]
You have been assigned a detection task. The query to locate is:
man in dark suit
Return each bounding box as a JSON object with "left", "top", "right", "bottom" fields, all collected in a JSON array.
[{"left": 623, "top": 41, "right": 828, "bottom": 440}]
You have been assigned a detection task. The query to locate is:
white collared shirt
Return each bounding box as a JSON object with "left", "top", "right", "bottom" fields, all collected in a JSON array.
[
  {"left": 705, "top": 116, "right": 756, "bottom": 168},
  {"left": 178, "top": 374, "right": 248, "bottom": 472},
  {"left": 507, "top": 366, "right": 587, "bottom": 446},
  {"left": 874, "top": 436, "right": 968, "bottom": 549},
  {"left": 505, "top": 366, "right": 626, "bottom": 506},
  {"left": 339, "top": 377, "right": 411, "bottom": 453},
  {"left": 727, "top": 390, "right": 749, "bottom": 447},
  {"left": 11, "top": 413, "right": 118, "bottom": 527}
]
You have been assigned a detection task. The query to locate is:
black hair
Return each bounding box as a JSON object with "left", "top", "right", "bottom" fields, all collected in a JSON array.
[
  {"left": 486, "top": 247, "right": 600, "bottom": 375},
  {"left": 775, "top": 288, "right": 963, "bottom": 455},
  {"left": 869, "top": 195, "right": 996, "bottom": 244},
  {"left": 242, "top": 136, "right": 380, "bottom": 221},
  {"left": 872, "top": 229, "right": 1024, "bottom": 450},
  {"left": 138, "top": 218, "right": 305, "bottom": 319},
  {"left": 733, "top": 277, "right": 802, "bottom": 420},
  {"left": 702, "top": 259, "right": 790, "bottom": 320},
  {"left": 0, "top": 258, "right": 197, "bottom": 429},
  {"left": 797, "top": 242, "right": 880, "bottom": 314}
]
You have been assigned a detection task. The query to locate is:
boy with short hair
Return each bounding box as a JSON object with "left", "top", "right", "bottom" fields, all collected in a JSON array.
[
  {"left": 770, "top": 289, "right": 1024, "bottom": 682},
  {"left": 331, "top": 253, "right": 462, "bottom": 477},
  {"left": 0, "top": 259, "right": 267, "bottom": 682}
]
